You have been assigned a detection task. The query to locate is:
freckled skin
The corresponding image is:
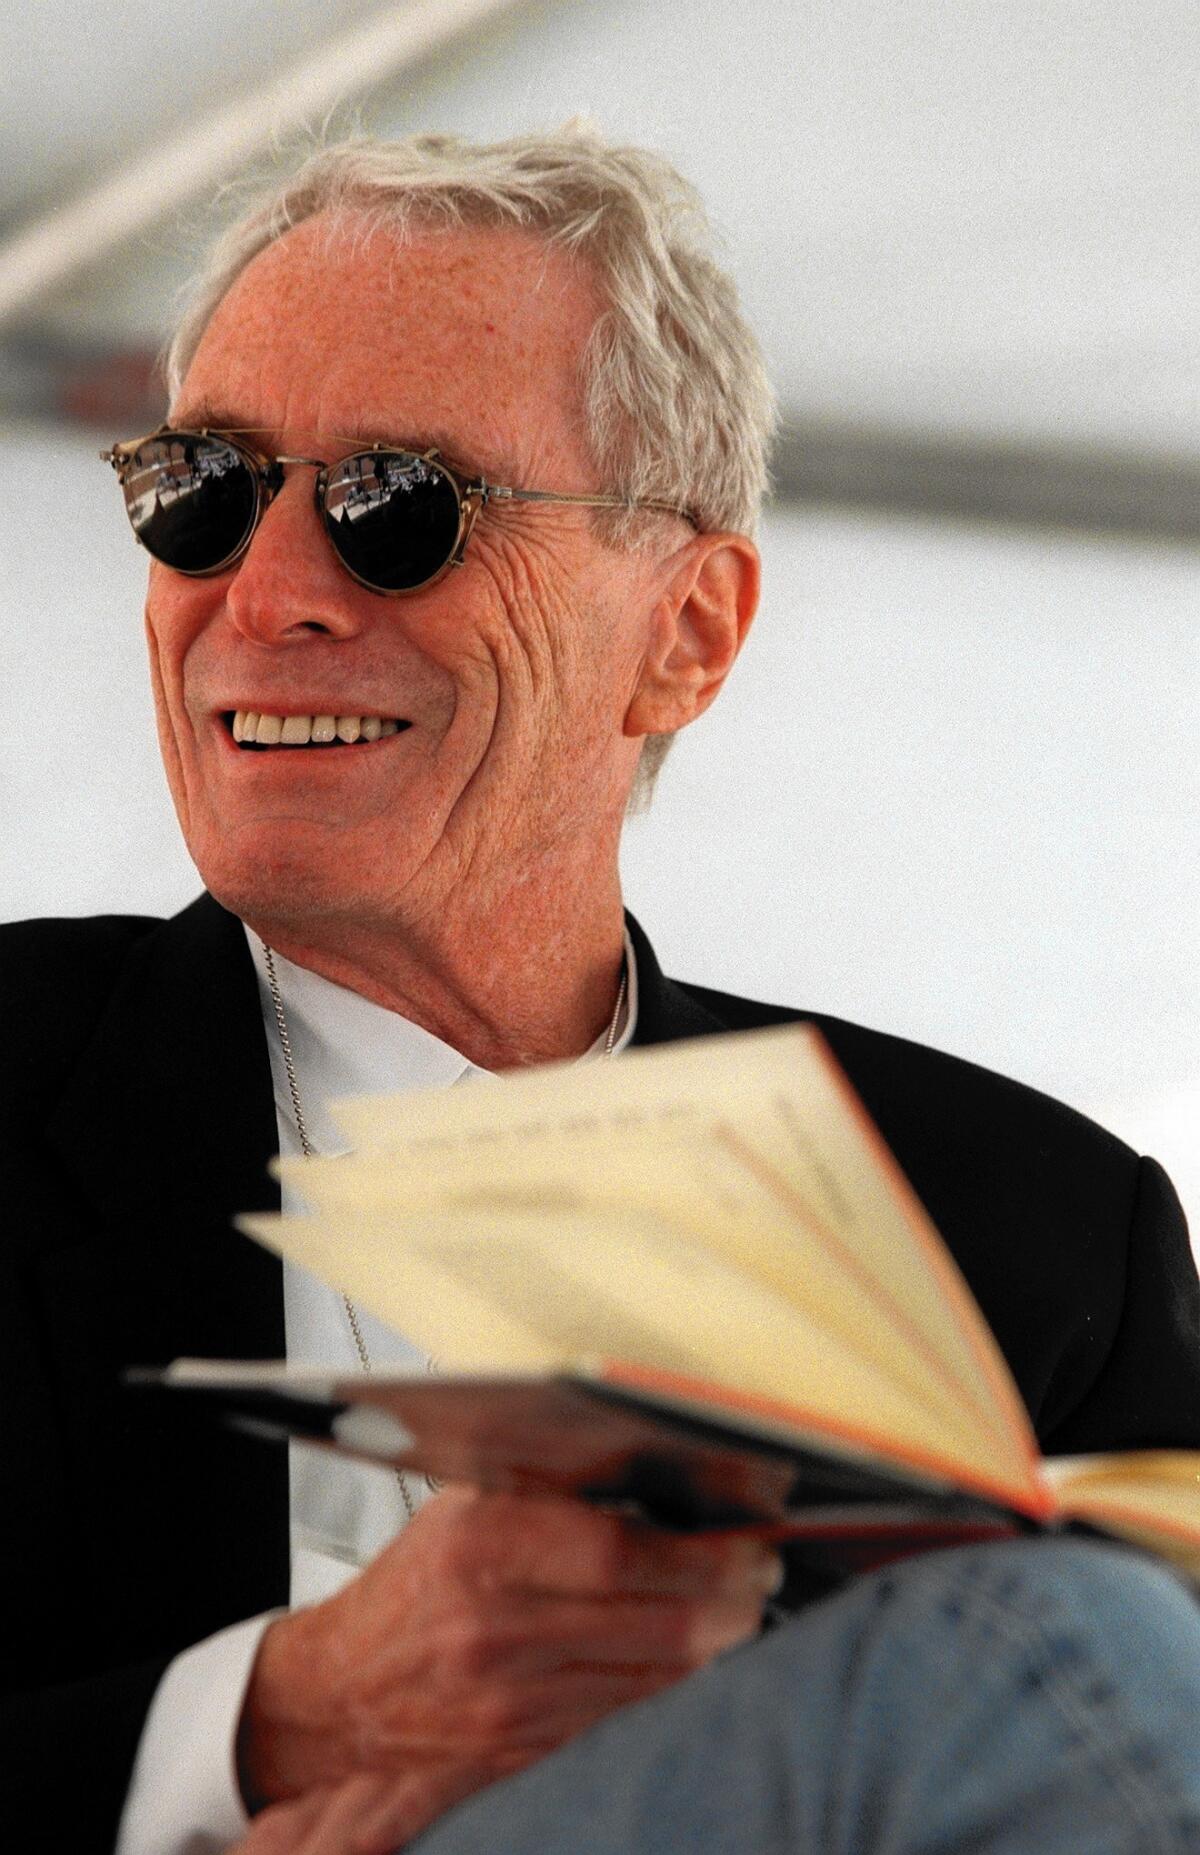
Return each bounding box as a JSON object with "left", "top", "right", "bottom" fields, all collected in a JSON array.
[{"left": 147, "top": 214, "right": 759, "bottom": 1068}]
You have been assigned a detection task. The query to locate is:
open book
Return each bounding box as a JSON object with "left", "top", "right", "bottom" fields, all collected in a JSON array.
[{"left": 144, "top": 1025, "right": 1200, "bottom": 1584}]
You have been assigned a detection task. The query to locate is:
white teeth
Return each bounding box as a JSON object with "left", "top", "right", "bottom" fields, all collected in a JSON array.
[{"left": 231, "top": 710, "right": 403, "bottom": 746}]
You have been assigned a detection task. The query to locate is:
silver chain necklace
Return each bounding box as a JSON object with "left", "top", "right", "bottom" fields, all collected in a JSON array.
[{"left": 260, "top": 940, "right": 628, "bottom": 1522}]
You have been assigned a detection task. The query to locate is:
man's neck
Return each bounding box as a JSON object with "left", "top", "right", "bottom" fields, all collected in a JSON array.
[{"left": 241, "top": 864, "right": 628, "bottom": 1073}]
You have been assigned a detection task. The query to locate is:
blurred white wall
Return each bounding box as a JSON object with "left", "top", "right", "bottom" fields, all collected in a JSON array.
[
  {"left": 369, "top": 0, "right": 1200, "bottom": 457},
  {"left": 4, "top": 0, "right": 1198, "bottom": 459},
  {"left": 3, "top": 424, "right": 1196, "bottom": 1229}
]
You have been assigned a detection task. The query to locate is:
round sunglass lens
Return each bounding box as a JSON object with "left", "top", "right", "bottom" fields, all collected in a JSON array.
[
  {"left": 121, "top": 433, "right": 258, "bottom": 573},
  {"left": 323, "top": 452, "right": 462, "bottom": 592}
]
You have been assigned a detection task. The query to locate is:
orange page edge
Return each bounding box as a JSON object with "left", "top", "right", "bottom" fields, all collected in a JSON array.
[
  {"left": 1053, "top": 1497, "right": 1200, "bottom": 1552},
  {"left": 713, "top": 1122, "right": 1005, "bottom": 1450},
  {"left": 593, "top": 1357, "right": 1055, "bottom": 1523},
  {"left": 805, "top": 1027, "right": 1041, "bottom": 1473}
]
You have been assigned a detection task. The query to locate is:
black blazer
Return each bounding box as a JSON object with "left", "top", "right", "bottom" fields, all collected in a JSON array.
[{"left": 3, "top": 893, "right": 1198, "bottom": 1847}]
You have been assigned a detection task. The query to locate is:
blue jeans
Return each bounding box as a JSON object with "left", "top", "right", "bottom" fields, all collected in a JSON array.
[{"left": 412, "top": 1539, "right": 1200, "bottom": 1854}]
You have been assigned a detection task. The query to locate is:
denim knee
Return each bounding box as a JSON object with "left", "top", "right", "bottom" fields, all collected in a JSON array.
[{"left": 812, "top": 1537, "right": 1200, "bottom": 1854}]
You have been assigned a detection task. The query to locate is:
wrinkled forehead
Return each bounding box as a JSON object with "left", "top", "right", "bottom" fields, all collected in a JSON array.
[{"left": 174, "top": 212, "right": 604, "bottom": 479}]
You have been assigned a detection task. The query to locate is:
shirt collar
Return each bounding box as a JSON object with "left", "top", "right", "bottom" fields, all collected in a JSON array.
[{"left": 246, "top": 925, "right": 638, "bottom": 1157}]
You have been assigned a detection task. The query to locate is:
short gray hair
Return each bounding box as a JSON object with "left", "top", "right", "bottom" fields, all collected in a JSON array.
[{"left": 166, "top": 125, "right": 777, "bottom": 804}]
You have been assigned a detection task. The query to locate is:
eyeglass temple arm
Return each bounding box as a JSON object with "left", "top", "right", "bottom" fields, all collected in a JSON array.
[
  {"left": 484, "top": 483, "right": 697, "bottom": 527},
  {"left": 98, "top": 432, "right": 699, "bottom": 529}
]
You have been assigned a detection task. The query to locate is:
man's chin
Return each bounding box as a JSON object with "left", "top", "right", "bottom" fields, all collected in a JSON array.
[{"left": 194, "top": 847, "right": 400, "bottom": 932}]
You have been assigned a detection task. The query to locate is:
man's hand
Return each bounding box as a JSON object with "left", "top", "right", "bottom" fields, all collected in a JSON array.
[{"left": 237, "top": 1486, "right": 780, "bottom": 1824}]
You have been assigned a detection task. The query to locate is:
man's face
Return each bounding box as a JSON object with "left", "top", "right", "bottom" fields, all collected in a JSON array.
[{"left": 148, "top": 214, "right": 673, "bottom": 931}]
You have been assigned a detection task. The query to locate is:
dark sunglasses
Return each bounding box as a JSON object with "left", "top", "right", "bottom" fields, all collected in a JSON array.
[{"left": 101, "top": 427, "right": 696, "bottom": 597}]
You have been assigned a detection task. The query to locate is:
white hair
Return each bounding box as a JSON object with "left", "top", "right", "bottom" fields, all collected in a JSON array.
[{"left": 166, "top": 125, "right": 777, "bottom": 802}]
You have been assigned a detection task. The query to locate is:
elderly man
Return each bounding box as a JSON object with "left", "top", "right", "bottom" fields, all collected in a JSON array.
[{"left": 3, "top": 129, "right": 1200, "bottom": 1854}]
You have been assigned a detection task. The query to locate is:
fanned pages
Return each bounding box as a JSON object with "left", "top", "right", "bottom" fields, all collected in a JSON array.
[
  {"left": 325, "top": 1027, "right": 1034, "bottom": 1468},
  {"left": 248, "top": 1026, "right": 1048, "bottom": 1507},
  {"left": 139, "top": 1023, "right": 1200, "bottom": 1583},
  {"left": 1042, "top": 1455, "right": 1200, "bottom": 1581},
  {"left": 274, "top": 1132, "right": 989, "bottom": 1454}
]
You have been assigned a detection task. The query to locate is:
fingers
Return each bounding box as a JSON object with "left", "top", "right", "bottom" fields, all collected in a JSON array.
[
  {"left": 232, "top": 1786, "right": 331, "bottom": 1854},
  {"left": 431, "top": 1487, "right": 782, "bottom": 1602},
  {"left": 592, "top": 1524, "right": 783, "bottom": 1603},
  {"left": 408, "top": 1654, "right": 737, "bottom": 1753},
  {"left": 270, "top": 1775, "right": 422, "bottom": 1855},
  {"left": 343, "top": 1758, "right": 524, "bottom": 1854},
  {"left": 473, "top": 1589, "right": 767, "bottom": 1675},
  {"left": 236, "top": 1758, "right": 525, "bottom": 1855},
  {"left": 365, "top": 1592, "right": 765, "bottom": 1756}
]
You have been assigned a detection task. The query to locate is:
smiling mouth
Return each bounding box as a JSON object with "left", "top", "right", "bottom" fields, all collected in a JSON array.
[{"left": 224, "top": 711, "right": 412, "bottom": 750}]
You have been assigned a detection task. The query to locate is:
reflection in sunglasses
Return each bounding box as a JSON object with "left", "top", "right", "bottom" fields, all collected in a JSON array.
[
  {"left": 326, "top": 453, "right": 445, "bottom": 527},
  {"left": 103, "top": 426, "right": 695, "bottom": 594},
  {"left": 128, "top": 440, "right": 246, "bottom": 526}
]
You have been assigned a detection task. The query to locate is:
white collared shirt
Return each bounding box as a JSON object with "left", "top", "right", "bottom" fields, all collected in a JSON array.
[{"left": 117, "top": 932, "right": 637, "bottom": 1854}]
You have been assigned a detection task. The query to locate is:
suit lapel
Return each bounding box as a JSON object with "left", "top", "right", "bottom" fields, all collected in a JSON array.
[
  {"left": 46, "top": 893, "right": 280, "bottom": 1228},
  {"left": 44, "top": 891, "right": 284, "bottom": 1361},
  {"left": 38, "top": 894, "right": 290, "bottom": 1644}
]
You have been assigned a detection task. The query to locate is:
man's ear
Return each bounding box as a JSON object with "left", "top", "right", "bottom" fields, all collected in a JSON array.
[{"left": 624, "top": 532, "right": 761, "bottom": 740}]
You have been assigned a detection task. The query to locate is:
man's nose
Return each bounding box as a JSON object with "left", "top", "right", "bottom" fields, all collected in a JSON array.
[{"left": 223, "top": 471, "right": 366, "bottom": 646}]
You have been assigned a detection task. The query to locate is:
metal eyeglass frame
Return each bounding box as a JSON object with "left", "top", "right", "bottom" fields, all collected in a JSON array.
[{"left": 101, "top": 426, "right": 699, "bottom": 596}]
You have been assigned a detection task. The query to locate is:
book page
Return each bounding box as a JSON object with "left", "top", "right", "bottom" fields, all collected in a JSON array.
[
  {"left": 1043, "top": 1452, "right": 1200, "bottom": 1580},
  {"left": 243, "top": 1198, "right": 1036, "bottom": 1506},
  {"left": 329, "top": 1027, "right": 1015, "bottom": 1448},
  {"left": 277, "top": 1130, "right": 994, "bottom": 1464},
  {"left": 330, "top": 1025, "right": 813, "bottom": 1151},
  {"left": 243, "top": 1023, "right": 1046, "bottom": 1513},
  {"left": 720, "top": 1074, "right": 1036, "bottom": 1467},
  {"left": 238, "top": 1210, "right": 561, "bottom": 1373}
]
